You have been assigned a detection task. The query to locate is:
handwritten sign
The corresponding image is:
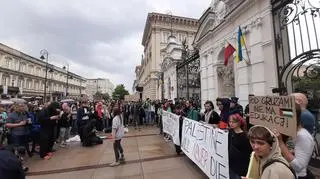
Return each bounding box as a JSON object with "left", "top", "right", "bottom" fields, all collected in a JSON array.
[
  {"left": 249, "top": 95, "right": 297, "bottom": 136},
  {"left": 124, "top": 94, "right": 139, "bottom": 102},
  {"left": 181, "top": 118, "right": 229, "bottom": 179},
  {"left": 162, "top": 111, "right": 180, "bottom": 145}
]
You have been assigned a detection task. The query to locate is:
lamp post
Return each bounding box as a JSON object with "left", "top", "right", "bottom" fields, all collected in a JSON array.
[
  {"left": 63, "top": 63, "right": 71, "bottom": 97},
  {"left": 40, "top": 49, "right": 49, "bottom": 103}
]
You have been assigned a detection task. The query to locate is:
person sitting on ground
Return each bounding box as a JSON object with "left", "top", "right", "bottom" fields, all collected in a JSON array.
[{"left": 82, "top": 119, "right": 103, "bottom": 147}]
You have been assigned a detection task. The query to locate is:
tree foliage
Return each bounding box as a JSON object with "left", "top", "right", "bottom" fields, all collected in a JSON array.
[
  {"left": 94, "top": 92, "right": 111, "bottom": 101},
  {"left": 112, "top": 84, "right": 129, "bottom": 100}
]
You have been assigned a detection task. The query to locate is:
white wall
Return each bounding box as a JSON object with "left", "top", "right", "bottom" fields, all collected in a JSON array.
[{"left": 198, "top": 0, "right": 277, "bottom": 108}]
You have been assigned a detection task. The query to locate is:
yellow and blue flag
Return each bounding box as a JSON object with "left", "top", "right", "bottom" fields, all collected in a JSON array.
[{"left": 235, "top": 26, "right": 246, "bottom": 63}]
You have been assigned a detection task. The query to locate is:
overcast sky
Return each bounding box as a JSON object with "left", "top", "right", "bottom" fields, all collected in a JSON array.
[{"left": 0, "top": 0, "right": 210, "bottom": 92}]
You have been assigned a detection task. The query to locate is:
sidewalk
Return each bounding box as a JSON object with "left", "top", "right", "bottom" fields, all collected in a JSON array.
[{"left": 25, "top": 127, "right": 207, "bottom": 179}]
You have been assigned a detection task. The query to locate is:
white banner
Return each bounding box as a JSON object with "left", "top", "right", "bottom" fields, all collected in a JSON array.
[
  {"left": 162, "top": 111, "right": 180, "bottom": 146},
  {"left": 181, "top": 118, "right": 229, "bottom": 179}
]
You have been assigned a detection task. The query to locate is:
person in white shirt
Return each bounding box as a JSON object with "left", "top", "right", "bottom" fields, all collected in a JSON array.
[
  {"left": 109, "top": 107, "right": 125, "bottom": 167},
  {"left": 275, "top": 104, "right": 315, "bottom": 178}
]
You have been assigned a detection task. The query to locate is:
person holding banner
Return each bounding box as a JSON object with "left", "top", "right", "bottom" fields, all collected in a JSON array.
[
  {"left": 183, "top": 100, "right": 199, "bottom": 121},
  {"left": 246, "top": 125, "right": 295, "bottom": 179},
  {"left": 228, "top": 114, "right": 252, "bottom": 179},
  {"left": 216, "top": 98, "right": 230, "bottom": 129},
  {"left": 201, "top": 100, "right": 220, "bottom": 125},
  {"left": 174, "top": 104, "right": 183, "bottom": 155}
]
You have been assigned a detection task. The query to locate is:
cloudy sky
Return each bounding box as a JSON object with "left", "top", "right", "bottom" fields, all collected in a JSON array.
[{"left": 0, "top": 0, "right": 211, "bottom": 92}]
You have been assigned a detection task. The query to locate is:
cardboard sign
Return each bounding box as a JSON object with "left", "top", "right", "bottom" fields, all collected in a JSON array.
[
  {"left": 249, "top": 95, "right": 297, "bottom": 136},
  {"left": 124, "top": 94, "right": 139, "bottom": 102},
  {"left": 162, "top": 111, "right": 180, "bottom": 146},
  {"left": 181, "top": 118, "right": 229, "bottom": 179}
]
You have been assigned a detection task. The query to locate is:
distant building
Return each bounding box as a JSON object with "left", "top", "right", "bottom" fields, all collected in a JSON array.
[
  {"left": 86, "top": 78, "right": 114, "bottom": 100},
  {"left": 0, "top": 43, "right": 86, "bottom": 102},
  {"left": 137, "top": 12, "right": 199, "bottom": 100}
]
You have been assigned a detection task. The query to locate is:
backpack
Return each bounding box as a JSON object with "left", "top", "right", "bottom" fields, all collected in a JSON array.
[{"left": 262, "top": 159, "right": 297, "bottom": 179}]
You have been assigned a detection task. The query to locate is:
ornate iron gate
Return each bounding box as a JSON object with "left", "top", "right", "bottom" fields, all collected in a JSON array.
[
  {"left": 176, "top": 47, "right": 201, "bottom": 104},
  {"left": 272, "top": 0, "right": 320, "bottom": 168}
]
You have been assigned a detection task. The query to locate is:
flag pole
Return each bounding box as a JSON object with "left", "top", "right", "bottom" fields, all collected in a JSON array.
[{"left": 243, "top": 40, "right": 251, "bottom": 66}]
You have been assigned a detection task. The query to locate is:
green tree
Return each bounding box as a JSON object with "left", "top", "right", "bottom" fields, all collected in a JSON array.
[
  {"left": 112, "top": 84, "right": 129, "bottom": 100},
  {"left": 94, "top": 92, "right": 111, "bottom": 101}
]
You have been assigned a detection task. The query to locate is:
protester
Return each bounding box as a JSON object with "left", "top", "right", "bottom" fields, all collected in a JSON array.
[
  {"left": 110, "top": 107, "right": 125, "bottom": 167},
  {"left": 5, "top": 104, "right": 31, "bottom": 157},
  {"left": 291, "top": 93, "right": 315, "bottom": 134},
  {"left": 93, "top": 102, "right": 104, "bottom": 132},
  {"left": 58, "top": 103, "right": 72, "bottom": 148},
  {"left": 275, "top": 103, "right": 315, "bottom": 178},
  {"left": 247, "top": 125, "right": 296, "bottom": 179},
  {"left": 228, "top": 114, "right": 252, "bottom": 179},
  {"left": 38, "top": 102, "right": 61, "bottom": 160},
  {"left": 27, "top": 105, "right": 40, "bottom": 154},
  {"left": 217, "top": 98, "right": 230, "bottom": 129},
  {"left": 174, "top": 104, "right": 184, "bottom": 155},
  {"left": 229, "top": 97, "right": 243, "bottom": 117},
  {"left": 201, "top": 100, "right": 220, "bottom": 125},
  {"left": 82, "top": 119, "right": 103, "bottom": 147},
  {"left": 77, "top": 101, "right": 91, "bottom": 143}
]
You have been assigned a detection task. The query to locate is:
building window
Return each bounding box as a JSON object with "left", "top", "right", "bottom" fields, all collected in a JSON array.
[
  {"left": 5, "top": 58, "right": 11, "bottom": 68},
  {"left": 2, "top": 76, "right": 9, "bottom": 86}
]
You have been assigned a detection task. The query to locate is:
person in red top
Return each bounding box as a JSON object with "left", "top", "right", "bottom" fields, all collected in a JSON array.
[{"left": 93, "top": 102, "right": 104, "bottom": 132}]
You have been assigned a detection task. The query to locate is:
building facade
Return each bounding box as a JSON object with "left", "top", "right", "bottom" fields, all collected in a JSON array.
[
  {"left": 160, "top": 36, "right": 184, "bottom": 100},
  {"left": 194, "top": 0, "right": 278, "bottom": 107},
  {"left": 138, "top": 12, "right": 199, "bottom": 100},
  {"left": 0, "top": 43, "right": 86, "bottom": 102},
  {"left": 86, "top": 78, "right": 114, "bottom": 100}
]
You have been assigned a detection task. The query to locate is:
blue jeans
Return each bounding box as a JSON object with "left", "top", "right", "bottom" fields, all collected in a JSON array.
[{"left": 145, "top": 111, "right": 152, "bottom": 124}]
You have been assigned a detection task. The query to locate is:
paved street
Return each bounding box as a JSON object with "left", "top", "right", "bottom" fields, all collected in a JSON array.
[{"left": 25, "top": 127, "right": 208, "bottom": 179}]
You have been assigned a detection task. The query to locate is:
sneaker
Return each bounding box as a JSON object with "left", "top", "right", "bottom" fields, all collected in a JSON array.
[
  {"left": 119, "top": 154, "right": 125, "bottom": 161},
  {"left": 109, "top": 161, "right": 120, "bottom": 167},
  {"left": 60, "top": 144, "right": 66, "bottom": 148}
]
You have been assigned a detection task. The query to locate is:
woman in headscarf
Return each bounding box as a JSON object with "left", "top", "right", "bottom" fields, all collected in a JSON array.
[{"left": 93, "top": 102, "right": 104, "bottom": 132}]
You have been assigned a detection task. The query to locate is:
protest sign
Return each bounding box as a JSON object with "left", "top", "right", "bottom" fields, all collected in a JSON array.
[
  {"left": 249, "top": 95, "right": 297, "bottom": 136},
  {"left": 181, "top": 118, "right": 229, "bottom": 179},
  {"left": 162, "top": 111, "right": 180, "bottom": 145}
]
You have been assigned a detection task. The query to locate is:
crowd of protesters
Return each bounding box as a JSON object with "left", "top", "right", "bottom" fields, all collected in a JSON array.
[
  {"left": 0, "top": 92, "right": 318, "bottom": 179},
  {"left": 154, "top": 93, "right": 317, "bottom": 179},
  {"left": 0, "top": 99, "right": 127, "bottom": 178}
]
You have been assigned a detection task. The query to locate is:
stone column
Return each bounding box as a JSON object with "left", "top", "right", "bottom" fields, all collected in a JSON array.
[
  {"left": 217, "top": 65, "right": 235, "bottom": 98},
  {"left": 9, "top": 75, "right": 14, "bottom": 86},
  {"left": 0, "top": 72, "right": 3, "bottom": 85}
]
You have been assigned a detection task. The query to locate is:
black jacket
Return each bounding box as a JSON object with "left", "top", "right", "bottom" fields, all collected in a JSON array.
[
  {"left": 59, "top": 112, "right": 71, "bottom": 128},
  {"left": 0, "top": 149, "right": 25, "bottom": 179},
  {"left": 228, "top": 130, "right": 252, "bottom": 176}
]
